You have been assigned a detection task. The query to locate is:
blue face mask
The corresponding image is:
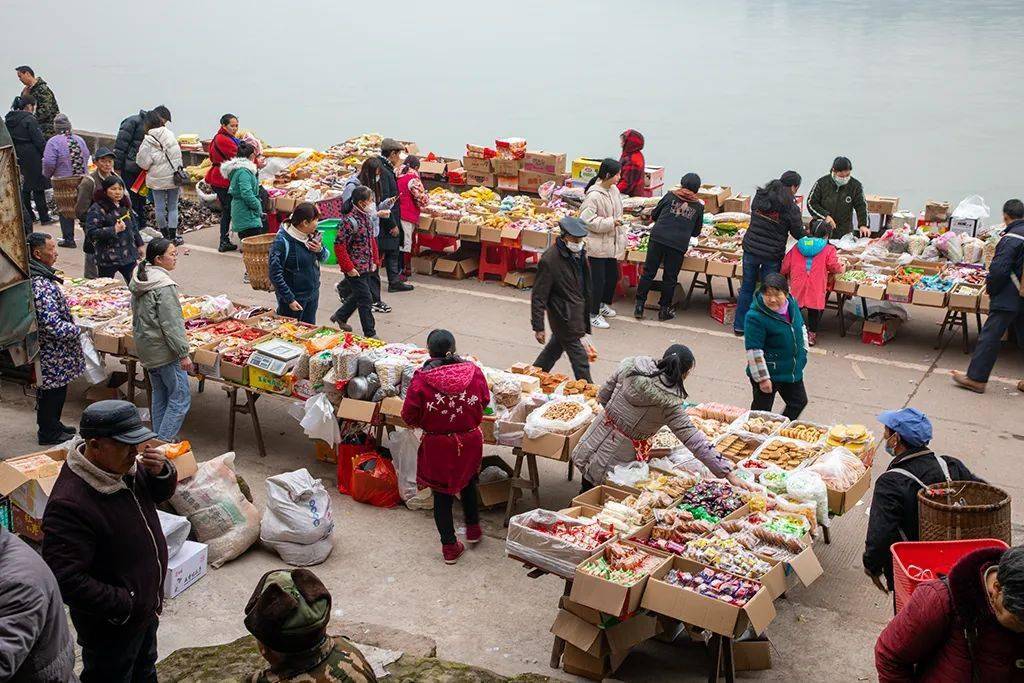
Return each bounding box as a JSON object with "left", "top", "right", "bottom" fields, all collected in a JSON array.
[{"left": 884, "top": 433, "right": 899, "bottom": 456}]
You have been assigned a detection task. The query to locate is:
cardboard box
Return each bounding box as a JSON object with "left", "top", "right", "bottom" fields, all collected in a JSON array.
[
  {"left": 980, "top": 293, "right": 990, "bottom": 313},
  {"left": 710, "top": 299, "right": 738, "bottom": 326},
  {"left": 435, "top": 256, "right": 479, "bottom": 280},
  {"left": 723, "top": 194, "right": 752, "bottom": 213},
  {"left": 520, "top": 228, "right": 551, "bottom": 252},
  {"left": 249, "top": 365, "right": 294, "bottom": 395},
  {"left": 464, "top": 171, "right": 495, "bottom": 188},
  {"left": 418, "top": 156, "right": 452, "bottom": 179},
  {"left": 458, "top": 219, "right": 481, "bottom": 241},
  {"left": 523, "top": 151, "right": 567, "bottom": 176},
  {"left": 11, "top": 503, "right": 43, "bottom": 542},
  {"left": 411, "top": 251, "right": 442, "bottom": 276},
  {"left": 503, "top": 270, "right": 536, "bottom": 289},
  {"left": 336, "top": 398, "right": 379, "bottom": 423},
  {"left": 275, "top": 196, "right": 300, "bottom": 213},
  {"left": 479, "top": 225, "right": 503, "bottom": 243},
  {"left": 862, "top": 318, "right": 901, "bottom": 346},
  {"left": 164, "top": 540, "right": 208, "bottom": 599},
  {"left": 827, "top": 466, "right": 872, "bottom": 515},
  {"left": 522, "top": 423, "right": 589, "bottom": 462},
  {"left": 169, "top": 448, "right": 198, "bottom": 481},
  {"left": 924, "top": 201, "right": 950, "bottom": 222},
  {"left": 571, "top": 157, "right": 603, "bottom": 182},
  {"left": 462, "top": 156, "right": 492, "bottom": 174},
  {"left": 193, "top": 341, "right": 222, "bottom": 378},
  {"left": 571, "top": 484, "right": 632, "bottom": 509},
  {"left": 644, "top": 166, "right": 665, "bottom": 189},
  {"left": 641, "top": 556, "right": 776, "bottom": 637},
  {"left": 571, "top": 542, "right": 669, "bottom": 617},
  {"left": 433, "top": 217, "right": 460, "bottom": 237},
  {"left": 913, "top": 288, "right": 949, "bottom": 307},
  {"left": 866, "top": 195, "right": 900, "bottom": 215},
  {"left": 550, "top": 608, "right": 660, "bottom": 661},
  {"left": 314, "top": 439, "right": 337, "bottom": 464},
  {"left": 857, "top": 282, "right": 887, "bottom": 300},
  {"left": 518, "top": 169, "right": 566, "bottom": 195},
  {"left": 698, "top": 184, "right": 732, "bottom": 214},
  {"left": 417, "top": 214, "right": 434, "bottom": 233},
  {"left": 626, "top": 249, "right": 647, "bottom": 264},
  {"left": 886, "top": 281, "right": 913, "bottom": 302},
  {"left": 123, "top": 332, "right": 137, "bottom": 357},
  {"left": 755, "top": 544, "right": 824, "bottom": 599},
  {"left": 500, "top": 225, "right": 522, "bottom": 243},
  {"left": 220, "top": 356, "right": 249, "bottom": 385},
  {"left": 681, "top": 250, "right": 711, "bottom": 273},
  {"left": 496, "top": 176, "right": 519, "bottom": 192},
  {"left": 0, "top": 448, "right": 66, "bottom": 520},
  {"left": 733, "top": 638, "right": 773, "bottom": 671},
  {"left": 948, "top": 284, "right": 982, "bottom": 311},
  {"left": 561, "top": 643, "right": 627, "bottom": 681},
  {"left": 833, "top": 278, "right": 859, "bottom": 295},
  {"left": 491, "top": 158, "right": 522, "bottom": 177},
  {"left": 92, "top": 326, "right": 123, "bottom": 354},
  {"left": 476, "top": 455, "right": 514, "bottom": 507},
  {"left": 706, "top": 259, "right": 738, "bottom": 278}
]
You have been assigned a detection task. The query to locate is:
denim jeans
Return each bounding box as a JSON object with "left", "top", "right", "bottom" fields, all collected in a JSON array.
[
  {"left": 151, "top": 187, "right": 180, "bottom": 239},
  {"left": 149, "top": 361, "right": 191, "bottom": 441},
  {"left": 735, "top": 253, "right": 782, "bottom": 333},
  {"left": 277, "top": 292, "right": 319, "bottom": 324}
]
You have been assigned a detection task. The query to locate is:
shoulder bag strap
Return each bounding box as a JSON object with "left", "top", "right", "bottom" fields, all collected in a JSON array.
[
  {"left": 884, "top": 467, "right": 927, "bottom": 488},
  {"left": 1001, "top": 232, "right": 1024, "bottom": 292},
  {"left": 933, "top": 454, "right": 952, "bottom": 483}
]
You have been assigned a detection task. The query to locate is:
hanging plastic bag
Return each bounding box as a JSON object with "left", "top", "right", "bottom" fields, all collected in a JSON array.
[
  {"left": 80, "top": 333, "right": 108, "bottom": 385},
  {"left": 350, "top": 452, "right": 402, "bottom": 508},
  {"left": 336, "top": 432, "right": 376, "bottom": 496},
  {"left": 292, "top": 393, "right": 341, "bottom": 447},
  {"left": 607, "top": 461, "right": 649, "bottom": 487},
  {"left": 382, "top": 427, "right": 421, "bottom": 501},
  {"left": 951, "top": 194, "right": 990, "bottom": 220},
  {"left": 785, "top": 469, "right": 830, "bottom": 527}
]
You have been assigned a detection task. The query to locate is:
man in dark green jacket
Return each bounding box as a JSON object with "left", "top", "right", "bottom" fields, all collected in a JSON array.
[
  {"left": 16, "top": 66, "right": 59, "bottom": 138},
  {"left": 806, "top": 156, "right": 870, "bottom": 238}
]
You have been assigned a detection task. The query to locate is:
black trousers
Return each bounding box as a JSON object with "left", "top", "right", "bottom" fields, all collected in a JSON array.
[
  {"left": 21, "top": 187, "right": 50, "bottom": 229},
  {"left": 534, "top": 334, "right": 592, "bottom": 382},
  {"left": 589, "top": 257, "right": 618, "bottom": 314},
  {"left": 382, "top": 248, "right": 403, "bottom": 286},
  {"left": 967, "top": 309, "right": 1024, "bottom": 383},
  {"left": 81, "top": 618, "right": 158, "bottom": 683},
  {"left": 334, "top": 273, "right": 377, "bottom": 337},
  {"left": 805, "top": 308, "right": 824, "bottom": 333},
  {"left": 579, "top": 477, "right": 596, "bottom": 494},
  {"left": 122, "top": 175, "right": 147, "bottom": 229},
  {"left": 433, "top": 477, "right": 480, "bottom": 545},
  {"left": 213, "top": 187, "right": 232, "bottom": 244},
  {"left": 98, "top": 262, "right": 137, "bottom": 284},
  {"left": 36, "top": 384, "right": 68, "bottom": 441},
  {"left": 237, "top": 226, "right": 262, "bottom": 241},
  {"left": 750, "top": 376, "right": 808, "bottom": 420},
  {"left": 636, "top": 241, "right": 684, "bottom": 310}
]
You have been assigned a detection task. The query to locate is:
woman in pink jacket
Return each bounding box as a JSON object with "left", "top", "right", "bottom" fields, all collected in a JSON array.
[{"left": 780, "top": 219, "right": 844, "bottom": 346}]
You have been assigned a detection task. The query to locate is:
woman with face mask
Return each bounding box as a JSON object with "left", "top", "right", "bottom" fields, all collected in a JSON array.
[
  {"left": 743, "top": 272, "right": 809, "bottom": 419},
  {"left": 806, "top": 156, "right": 870, "bottom": 238}
]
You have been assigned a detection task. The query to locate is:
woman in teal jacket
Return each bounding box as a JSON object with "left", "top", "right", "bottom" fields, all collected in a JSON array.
[
  {"left": 743, "top": 272, "right": 809, "bottom": 419},
  {"left": 221, "top": 141, "right": 263, "bottom": 240}
]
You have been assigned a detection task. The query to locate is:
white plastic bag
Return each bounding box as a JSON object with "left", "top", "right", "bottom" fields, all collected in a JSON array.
[
  {"left": 158, "top": 509, "right": 192, "bottom": 559},
  {"left": 383, "top": 427, "right": 421, "bottom": 502},
  {"left": 785, "top": 469, "right": 829, "bottom": 526},
  {"left": 264, "top": 535, "right": 334, "bottom": 566},
  {"left": 293, "top": 394, "right": 341, "bottom": 447},
  {"left": 524, "top": 396, "right": 593, "bottom": 438},
  {"left": 505, "top": 509, "right": 610, "bottom": 580},
  {"left": 607, "top": 462, "right": 649, "bottom": 487},
  {"left": 952, "top": 194, "right": 990, "bottom": 220},
  {"left": 80, "top": 333, "right": 108, "bottom": 385}
]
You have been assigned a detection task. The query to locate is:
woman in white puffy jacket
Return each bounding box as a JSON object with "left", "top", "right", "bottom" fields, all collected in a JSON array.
[
  {"left": 579, "top": 158, "right": 625, "bottom": 329},
  {"left": 135, "top": 110, "right": 184, "bottom": 244}
]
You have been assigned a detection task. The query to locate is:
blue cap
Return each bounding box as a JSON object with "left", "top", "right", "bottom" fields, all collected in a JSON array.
[
  {"left": 877, "top": 408, "right": 932, "bottom": 448},
  {"left": 559, "top": 216, "right": 589, "bottom": 238}
]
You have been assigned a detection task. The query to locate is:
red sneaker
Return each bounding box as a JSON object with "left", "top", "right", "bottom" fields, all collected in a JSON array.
[
  {"left": 442, "top": 541, "right": 465, "bottom": 564},
  {"left": 465, "top": 524, "right": 482, "bottom": 545},
  {"left": 807, "top": 331, "right": 817, "bottom": 347}
]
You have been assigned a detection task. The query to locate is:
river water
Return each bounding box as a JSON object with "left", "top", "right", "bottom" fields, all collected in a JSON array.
[{"left": 6, "top": 0, "right": 1023, "bottom": 214}]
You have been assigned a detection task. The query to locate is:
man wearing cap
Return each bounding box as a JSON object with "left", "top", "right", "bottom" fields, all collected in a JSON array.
[
  {"left": 245, "top": 568, "right": 377, "bottom": 682},
  {"left": 76, "top": 146, "right": 121, "bottom": 279},
  {"left": 377, "top": 139, "right": 413, "bottom": 294},
  {"left": 531, "top": 217, "right": 594, "bottom": 382},
  {"left": 863, "top": 407, "right": 982, "bottom": 592},
  {"left": 42, "top": 399, "right": 177, "bottom": 683}
]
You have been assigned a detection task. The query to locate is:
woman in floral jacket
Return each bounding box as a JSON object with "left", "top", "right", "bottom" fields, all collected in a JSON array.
[{"left": 28, "top": 232, "right": 84, "bottom": 445}]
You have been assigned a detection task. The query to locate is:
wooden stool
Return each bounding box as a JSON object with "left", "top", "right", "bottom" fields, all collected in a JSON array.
[
  {"left": 222, "top": 385, "right": 267, "bottom": 458},
  {"left": 683, "top": 273, "right": 714, "bottom": 310},
  {"left": 118, "top": 358, "right": 152, "bottom": 408},
  {"left": 503, "top": 448, "right": 541, "bottom": 526},
  {"left": 937, "top": 308, "right": 982, "bottom": 353}
]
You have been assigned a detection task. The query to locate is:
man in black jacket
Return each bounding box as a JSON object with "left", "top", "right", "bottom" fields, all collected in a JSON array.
[
  {"left": 42, "top": 400, "right": 177, "bottom": 683},
  {"left": 114, "top": 105, "right": 170, "bottom": 230},
  {"left": 531, "top": 217, "right": 593, "bottom": 382},
  {"left": 953, "top": 199, "right": 1024, "bottom": 394},
  {"left": 806, "top": 156, "right": 870, "bottom": 238},
  {"left": 377, "top": 138, "right": 412, "bottom": 293},
  {"left": 862, "top": 408, "right": 981, "bottom": 592}
]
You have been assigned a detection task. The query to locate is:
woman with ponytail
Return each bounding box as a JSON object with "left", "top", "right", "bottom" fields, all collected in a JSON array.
[
  {"left": 571, "top": 344, "right": 747, "bottom": 491},
  {"left": 129, "top": 238, "right": 193, "bottom": 440},
  {"left": 579, "top": 158, "right": 625, "bottom": 330},
  {"left": 401, "top": 330, "right": 490, "bottom": 565}
]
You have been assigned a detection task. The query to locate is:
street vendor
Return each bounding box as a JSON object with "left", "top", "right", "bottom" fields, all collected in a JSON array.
[
  {"left": 863, "top": 408, "right": 983, "bottom": 592},
  {"left": 806, "top": 156, "right": 870, "bottom": 238},
  {"left": 571, "top": 343, "right": 743, "bottom": 492}
]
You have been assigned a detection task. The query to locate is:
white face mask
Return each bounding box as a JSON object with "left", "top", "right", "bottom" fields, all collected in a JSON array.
[
  {"left": 832, "top": 173, "right": 850, "bottom": 187},
  {"left": 565, "top": 240, "right": 584, "bottom": 253}
]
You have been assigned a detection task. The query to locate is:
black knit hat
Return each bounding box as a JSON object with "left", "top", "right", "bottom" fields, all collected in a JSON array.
[{"left": 244, "top": 569, "right": 332, "bottom": 653}]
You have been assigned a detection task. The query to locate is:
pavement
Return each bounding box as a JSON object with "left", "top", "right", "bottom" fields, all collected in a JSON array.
[{"left": 2, "top": 220, "right": 1022, "bottom": 681}]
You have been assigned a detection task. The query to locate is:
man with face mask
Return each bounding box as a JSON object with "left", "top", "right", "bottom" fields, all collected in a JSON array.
[
  {"left": 807, "top": 156, "right": 870, "bottom": 238},
  {"left": 531, "top": 216, "right": 594, "bottom": 381},
  {"left": 42, "top": 400, "right": 177, "bottom": 683},
  {"left": 862, "top": 408, "right": 982, "bottom": 593}
]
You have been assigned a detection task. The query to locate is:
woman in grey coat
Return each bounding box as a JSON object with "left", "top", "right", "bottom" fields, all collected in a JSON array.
[{"left": 572, "top": 344, "right": 746, "bottom": 490}]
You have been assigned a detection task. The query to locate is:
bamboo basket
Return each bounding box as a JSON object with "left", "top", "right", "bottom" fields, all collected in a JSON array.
[
  {"left": 51, "top": 175, "right": 84, "bottom": 218},
  {"left": 241, "top": 234, "right": 277, "bottom": 292},
  {"left": 918, "top": 481, "right": 1011, "bottom": 544}
]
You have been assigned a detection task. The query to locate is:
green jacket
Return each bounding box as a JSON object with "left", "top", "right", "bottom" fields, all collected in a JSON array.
[
  {"left": 806, "top": 174, "right": 868, "bottom": 237},
  {"left": 744, "top": 292, "right": 808, "bottom": 383},
  {"left": 250, "top": 636, "right": 377, "bottom": 682},
  {"left": 222, "top": 157, "right": 263, "bottom": 233},
  {"left": 26, "top": 78, "right": 59, "bottom": 138},
  {"left": 128, "top": 265, "right": 189, "bottom": 370}
]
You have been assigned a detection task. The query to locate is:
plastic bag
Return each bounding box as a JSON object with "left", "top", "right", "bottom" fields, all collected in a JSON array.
[
  {"left": 907, "top": 232, "right": 929, "bottom": 257},
  {"left": 382, "top": 427, "right": 421, "bottom": 501},
  {"left": 80, "top": 333, "right": 108, "bottom": 384},
  {"left": 785, "top": 469, "right": 829, "bottom": 526},
  {"left": 260, "top": 468, "right": 334, "bottom": 566},
  {"left": 293, "top": 394, "right": 341, "bottom": 447},
  {"left": 157, "top": 509, "right": 191, "bottom": 559},
  {"left": 333, "top": 346, "right": 361, "bottom": 380},
  {"left": 952, "top": 194, "right": 990, "bottom": 220},
  {"left": 935, "top": 231, "right": 964, "bottom": 262},
  {"left": 351, "top": 453, "right": 402, "bottom": 508},
  {"left": 375, "top": 355, "right": 409, "bottom": 388},
  {"left": 843, "top": 297, "right": 910, "bottom": 322},
  {"left": 198, "top": 295, "right": 235, "bottom": 322},
  {"left": 607, "top": 462, "right": 650, "bottom": 487},
  {"left": 524, "top": 396, "right": 593, "bottom": 438},
  {"left": 505, "top": 509, "right": 611, "bottom": 580},
  {"left": 336, "top": 433, "right": 376, "bottom": 496},
  {"left": 169, "top": 452, "right": 261, "bottom": 568},
  {"left": 807, "top": 446, "right": 867, "bottom": 491},
  {"left": 711, "top": 212, "right": 751, "bottom": 224}
]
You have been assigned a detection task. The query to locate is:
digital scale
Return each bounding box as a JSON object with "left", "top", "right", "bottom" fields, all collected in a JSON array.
[{"left": 247, "top": 339, "right": 304, "bottom": 376}]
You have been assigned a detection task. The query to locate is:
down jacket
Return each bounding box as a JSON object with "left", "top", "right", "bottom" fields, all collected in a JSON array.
[
  {"left": 571, "top": 356, "right": 732, "bottom": 484},
  {"left": 875, "top": 546, "right": 1024, "bottom": 682},
  {"left": 113, "top": 110, "right": 147, "bottom": 179},
  {"left": 85, "top": 192, "right": 142, "bottom": 269},
  {"left": 134, "top": 126, "right": 183, "bottom": 191},
  {"left": 986, "top": 218, "right": 1024, "bottom": 314},
  {"left": 221, "top": 157, "right": 262, "bottom": 232},
  {"left": 128, "top": 265, "right": 189, "bottom": 370},
  {"left": 780, "top": 237, "right": 844, "bottom": 310},
  {"left": 531, "top": 238, "right": 592, "bottom": 340},
  {"left": 579, "top": 183, "right": 625, "bottom": 259},
  {"left": 743, "top": 186, "right": 805, "bottom": 262},
  {"left": 5, "top": 109, "right": 48, "bottom": 191},
  {"left": 30, "top": 258, "right": 84, "bottom": 389}
]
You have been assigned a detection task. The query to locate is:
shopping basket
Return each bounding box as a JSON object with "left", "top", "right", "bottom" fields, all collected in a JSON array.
[
  {"left": 240, "top": 233, "right": 277, "bottom": 291},
  {"left": 918, "top": 480, "right": 1011, "bottom": 544},
  {"left": 891, "top": 538, "right": 1008, "bottom": 612}
]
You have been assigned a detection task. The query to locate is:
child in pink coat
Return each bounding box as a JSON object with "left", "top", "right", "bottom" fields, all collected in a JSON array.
[{"left": 781, "top": 219, "right": 844, "bottom": 345}]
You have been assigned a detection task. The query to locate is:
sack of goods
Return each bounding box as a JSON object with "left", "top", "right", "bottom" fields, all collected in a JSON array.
[
  {"left": 260, "top": 468, "right": 335, "bottom": 566},
  {"left": 169, "top": 452, "right": 262, "bottom": 568}
]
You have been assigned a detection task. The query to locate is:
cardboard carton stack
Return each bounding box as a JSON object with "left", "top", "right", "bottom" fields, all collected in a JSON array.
[{"left": 551, "top": 597, "right": 662, "bottom": 680}]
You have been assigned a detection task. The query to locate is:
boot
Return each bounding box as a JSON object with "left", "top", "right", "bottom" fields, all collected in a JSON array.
[
  {"left": 633, "top": 303, "right": 645, "bottom": 320},
  {"left": 218, "top": 241, "right": 238, "bottom": 253},
  {"left": 658, "top": 306, "right": 675, "bottom": 321},
  {"left": 442, "top": 541, "right": 465, "bottom": 565},
  {"left": 465, "top": 523, "right": 482, "bottom": 545},
  {"left": 951, "top": 371, "right": 986, "bottom": 394}
]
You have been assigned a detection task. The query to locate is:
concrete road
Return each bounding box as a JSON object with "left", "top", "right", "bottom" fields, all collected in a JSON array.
[{"left": 3, "top": 221, "right": 1021, "bottom": 681}]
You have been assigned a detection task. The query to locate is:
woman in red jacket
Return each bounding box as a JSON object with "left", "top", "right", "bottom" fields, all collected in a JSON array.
[
  {"left": 616, "top": 129, "right": 647, "bottom": 197},
  {"left": 875, "top": 545, "right": 1024, "bottom": 682},
  {"left": 401, "top": 330, "right": 491, "bottom": 565},
  {"left": 205, "top": 113, "right": 240, "bottom": 252}
]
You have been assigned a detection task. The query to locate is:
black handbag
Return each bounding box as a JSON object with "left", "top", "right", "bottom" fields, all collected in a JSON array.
[{"left": 149, "top": 133, "right": 189, "bottom": 186}]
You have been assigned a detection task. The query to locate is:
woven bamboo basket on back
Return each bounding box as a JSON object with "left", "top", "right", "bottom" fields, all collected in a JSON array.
[
  {"left": 918, "top": 481, "right": 1011, "bottom": 544},
  {"left": 241, "top": 234, "right": 277, "bottom": 292},
  {"left": 51, "top": 175, "right": 84, "bottom": 218}
]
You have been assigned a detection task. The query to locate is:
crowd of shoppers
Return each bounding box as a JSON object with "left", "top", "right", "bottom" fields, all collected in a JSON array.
[
  {"left": 84, "top": 175, "right": 142, "bottom": 282},
  {"left": 114, "top": 105, "right": 171, "bottom": 230}
]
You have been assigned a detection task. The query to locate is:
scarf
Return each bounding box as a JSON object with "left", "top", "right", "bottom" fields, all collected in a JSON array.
[
  {"left": 29, "top": 256, "right": 62, "bottom": 283},
  {"left": 67, "top": 442, "right": 135, "bottom": 495},
  {"left": 671, "top": 188, "right": 701, "bottom": 203},
  {"left": 770, "top": 299, "right": 790, "bottom": 321},
  {"left": 66, "top": 133, "right": 85, "bottom": 175}
]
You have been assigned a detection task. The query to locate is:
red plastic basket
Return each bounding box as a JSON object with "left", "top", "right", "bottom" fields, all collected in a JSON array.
[{"left": 891, "top": 538, "right": 1008, "bottom": 612}]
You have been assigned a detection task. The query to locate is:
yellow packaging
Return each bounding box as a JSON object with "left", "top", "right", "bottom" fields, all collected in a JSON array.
[
  {"left": 249, "top": 366, "right": 294, "bottom": 395},
  {"left": 571, "top": 157, "right": 602, "bottom": 182}
]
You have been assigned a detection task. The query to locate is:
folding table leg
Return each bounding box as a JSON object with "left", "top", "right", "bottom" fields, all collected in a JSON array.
[
  {"left": 247, "top": 391, "right": 266, "bottom": 458},
  {"left": 224, "top": 386, "right": 238, "bottom": 452},
  {"left": 566, "top": 458, "right": 574, "bottom": 481},
  {"left": 503, "top": 451, "right": 525, "bottom": 527},
  {"left": 960, "top": 311, "right": 970, "bottom": 353},
  {"left": 935, "top": 310, "right": 953, "bottom": 350},
  {"left": 526, "top": 454, "right": 541, "bottom": 509}
]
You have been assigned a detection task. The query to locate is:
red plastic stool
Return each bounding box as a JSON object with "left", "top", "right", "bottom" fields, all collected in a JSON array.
[
  {"left": 267, "top": 211, "right": 283, "bottom": 234},
  {"left": 415, "top": 233, "right": 457, "bottom": 255},
  {"left": 615, "top": 261, "right": 638, "bottom": 299},
  {"left": 478, "top": 243, "right": 513, "bottom": 281}
]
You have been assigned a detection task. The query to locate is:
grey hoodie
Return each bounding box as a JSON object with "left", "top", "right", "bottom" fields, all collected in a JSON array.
[{"left": 128, "top": 265, "right": 189, "bottom": 369}]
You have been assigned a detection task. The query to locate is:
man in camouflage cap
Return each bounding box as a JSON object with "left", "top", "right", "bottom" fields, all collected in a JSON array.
[{"left": 244, "top": 568, "right": 377, "bottom": 682}]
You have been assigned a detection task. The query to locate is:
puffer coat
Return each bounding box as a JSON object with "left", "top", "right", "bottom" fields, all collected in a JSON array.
[
  {"left": 579, "top": 183, "right": 625, "bottom": 258},
  {"left": 570, "top": 356, "right": 732, "bottom": 484}
]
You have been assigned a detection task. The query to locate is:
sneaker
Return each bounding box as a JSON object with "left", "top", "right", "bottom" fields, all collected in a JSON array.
[
  {"left": 388, "top": 282, "right": 414, "bottom": 293},
  {"left": 218, "top": 242, "right": 238, "bottom": 253},
  {"left": 590, "top": 314, "right": 610, "bottom": 329},
  {"left": 599, "top": 303, "right": 617, "bottom": 318},
  {"left": 633, "top": 304, "right": 645, "bottom": 320},
  {"left": 807, "top": 331, "right": 817, "bottom": 347},
  {"left": 57, "top": 239, "right": 76, "bottom": 248},
  {"left": 951, "top": 370, "right": 986, "bottom": 394},
  {"left": 733, "top": 329, "right": 744, "bottom": 337},
  {"left": 658, "top": 306, "right": 676, "bottom": 321},
  {"left": 442, "top": 541, "right": 465, "bottom": 565},
  {"left": 371, "top": 302, "right": 392, "bottom": 314},
  {"left": 465, "top": 523, "right": 482, "bottom": 545},
  {"left": 38, "top": 434, "right": 68, "bottom": 446},
  {"left": 242, "top": 272, "right": 250, "bottom": 284},
  {"left": 173, "top": 236, "right": 184, "bottom": 247}
]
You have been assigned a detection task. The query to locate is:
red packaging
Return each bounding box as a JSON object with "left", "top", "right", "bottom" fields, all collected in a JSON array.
[{"left": 710, "top": 299, "right": 738, "bottom": 326}]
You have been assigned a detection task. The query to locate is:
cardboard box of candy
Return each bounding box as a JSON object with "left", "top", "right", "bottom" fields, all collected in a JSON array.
[{"left": 570, "top": 541, "right": 670, "bottom": 617}]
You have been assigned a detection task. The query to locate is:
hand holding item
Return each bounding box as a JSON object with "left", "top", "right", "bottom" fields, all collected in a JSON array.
[
  {"left": 726, "top": 471, "right": 755, "bottom": 491},
  {"left": 534, "top": 330, "right": 546, "bottom": 344},
  {"left": 759, "top": 379, "right": 773, "bottom": 394},
  {"left": 180, "top": 356, "right": 194, "bottom": 373},
  {"left": 115, "top": 219, "right": 126, "bottom": 233},
  {"left": 825, "top": 216, "right": 836, "bottom": 228},
  {"left": 859, "top": 226, "right": 872, "bottom": 237},
  {"left": 138, "top": 447, "right": 168, "bottom": 475},
  {"left": 346, "top": 268, "right": 359, "bottom": 278},
  {"left": 306, "top": 235, "right": 322, "bottom": 252},
  {"left": 289, "top": 300, "right": 303, "bottom": 312},
  {"left": 390, "top": 227, "right": 399, "bottom": 237},
  {"left": 377, "top": 209, "right": 391, "bottom": 218}
]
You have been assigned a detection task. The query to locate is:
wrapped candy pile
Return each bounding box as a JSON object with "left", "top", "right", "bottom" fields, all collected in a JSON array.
[
  {"left": 683, "top": 535, "right": 773, "bottom": 579},
  {"left": 681, "top": 481, "right": 744, "bottom": 519},
  {"left": 634, "top": 473, "right": 700, "bottom": 498},
  {"left": 716, "top": 519, "right": 805, "bottom": 561},
  {"left": 664, "top": 567, "right": 762, "bottom": 607},
  {"left": 579, "top": 542, "right": 664, "bottom": 586},
  {"left": 639, "top": 508, "right": 714, "bottom": 555},
  {"left": 536, "top": 520, "right": 614, "bottom": 552},
  {"left": 594, "top": 501, "right": 644, "bottom": 534}
]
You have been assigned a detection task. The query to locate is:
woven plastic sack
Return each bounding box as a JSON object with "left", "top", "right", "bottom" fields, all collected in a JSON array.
[
  {"left": 169, "top": 452, "right": 261, "bottom": 568},
  {"left": 375, "top": 355, "right": 410, "bottom": 389},
  {"left": 309, "top": 351, "right": 333, "bottom": 386},
  {"left": 333, "top": 346, "right": 361, "bottom": 380}
]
